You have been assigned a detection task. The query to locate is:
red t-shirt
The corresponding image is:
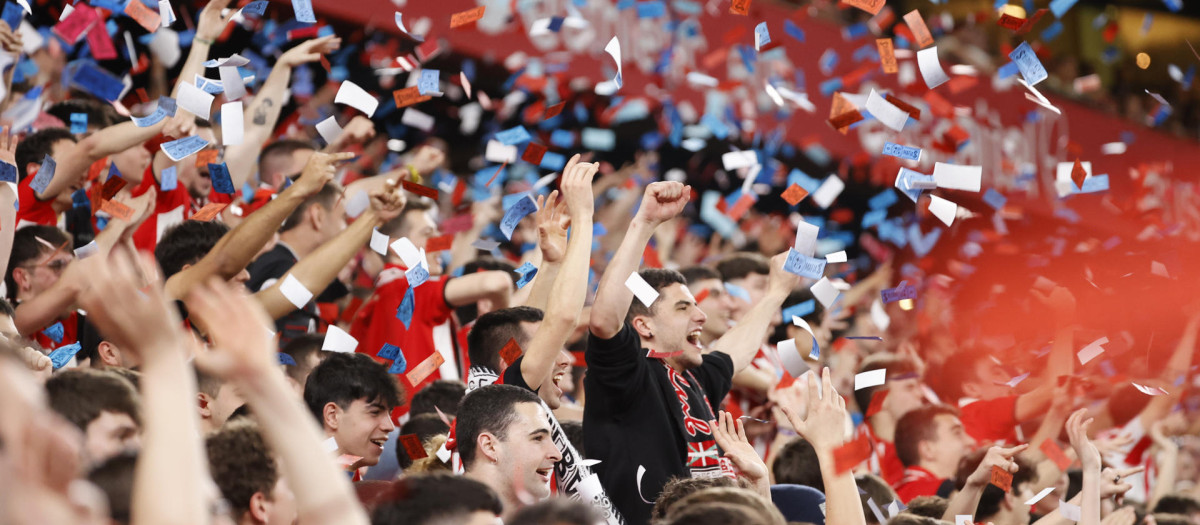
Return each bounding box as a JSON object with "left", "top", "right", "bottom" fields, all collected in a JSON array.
[
  {"left": 128, "top": 165, "right": 237, "bottom": 253},
  {"left": 893, "top": 466, "right": 951, "bottom": 503},
  {"left": 16, "top": 171, "right": 60, "bottom": 227},
  {"left": 32, "top": 311, "right": 80, "bottom": 352},
  {"left": 958, "top": 395, "right": 1019, "bottom": 444},
  {"left": 349, "top": 263, "right": 454, "bottom": 413},
  {"left": 860, "top": 422, "right": 906, "bottom": 485}
]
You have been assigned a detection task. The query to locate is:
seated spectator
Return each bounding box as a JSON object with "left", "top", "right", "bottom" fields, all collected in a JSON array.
[{"left": 893, "top": 405, "right": 975, "bottom": 503}]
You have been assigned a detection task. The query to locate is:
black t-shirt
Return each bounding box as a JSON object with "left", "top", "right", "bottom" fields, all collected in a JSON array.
[
  {"left": 584, "top": 323, "right": 734, "bottom": 525},
  {"left": 502, "top": 355, "right": 532, "bottom": 390},
  {"left": 246, "top": 243, "right": 348, "bottom": 346}
]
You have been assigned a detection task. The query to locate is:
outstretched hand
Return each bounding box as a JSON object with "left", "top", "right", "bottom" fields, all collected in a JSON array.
[
  {"left": 965, "top": 443, "right": 1029, "bottom": 488},
  {"left": 778, "top": 367, "right": 848, "bottom": 453},
  {"left": 560, "top": 153, "right": 598, "bottom": 219},
  {"left": 76, "top": 246, "right": 184, "bottom": 362},
  {"left": 368, "top": 179, "right": 408, "bottom": 222},
  {"left": 188, "top": 278, "right": 277, "bottom": 382},
  {"left": 195, "top": 0, "right": 235, "bottom": 41},
  {"left": 0, "top": 126, "right": 17, "bottom": 166},
  {"left": 1066, "top": 408, "right": 1101, "bottom": 471},
  {"left": 279, "top": 35, "right": 342, "bottom": 67},
  {"left": 295, "top": 151, "right": 354, "bottom": 197},
  {"left": 711, "top": 410, "right": 769, "bottom": 484},
  {"left": 535, "top": 190, "right": 569, "bottom": 264}
]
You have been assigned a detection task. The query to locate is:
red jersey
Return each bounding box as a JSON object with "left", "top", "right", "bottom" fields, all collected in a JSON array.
[
  {"left": 128, "top": 165, "right": 235, "bottom": 252},
  {"left": 860, "top": 421, "right": 905, "bottom": 485},
  {"left": 894, "top": 465, "right": 951, "bottom": 503},
  {"left": 32, "top": 311, "right": 80, "bottom": 352},
  {"left": 16, "top": 169, "right": 60, "bottom": 227},
  {"left": 349, "top": 263, "right": 455, "bottom": 414},
  {"left": 958, "top": 395, "right": 1019, "bottom": 444}
]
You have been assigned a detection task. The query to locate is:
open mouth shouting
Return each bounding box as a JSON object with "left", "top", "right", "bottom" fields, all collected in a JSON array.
[{"left": 686, "top": 329, "right": 704, "bottom": 349}]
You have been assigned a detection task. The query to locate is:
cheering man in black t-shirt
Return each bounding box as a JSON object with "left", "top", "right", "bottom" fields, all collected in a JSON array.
[{"left": 585, "top": 181, "right": 801, "bottom": 525}]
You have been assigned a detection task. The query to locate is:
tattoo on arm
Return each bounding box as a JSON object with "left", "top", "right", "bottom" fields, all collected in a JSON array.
[{"left": 252, "top": 99, "right": 273, "bottom": 126}]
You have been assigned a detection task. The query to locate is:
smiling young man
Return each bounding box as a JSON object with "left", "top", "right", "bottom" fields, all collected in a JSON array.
[
  {"left": 459, "top": 384, "right": 563, "bottom": 519},
  {"left": 303, "top": 352, "right": 402, "bottom": 474},
  {"left": 585, "top": 181, "right": 800, "bottom": 525}
]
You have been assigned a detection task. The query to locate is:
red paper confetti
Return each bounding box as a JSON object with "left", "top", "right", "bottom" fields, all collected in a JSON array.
[
  {"left": 782, "top": 184, "right": 809, "bottom": 206},
  {"left": 832, "top": 432, "right": 872, "bottom": 474},
  {"left": 191, "top": 202, "right": 229, "bottom": 222},
  {"left": 522, "top": 143, "right": 548, "bottom": 165},
  {"left": 399, "top": 434, "right": 428, "bottom": 459},
  {"left": 449, "top": 6, "right": 486, "bottom": 28},
  {"left": 499, "top": 338, "right": 523, "bottom": 367},
  {"left": 425, "top": 234, "right": 453, "bottom": 253},
  {"left": 990, "top": 465, "right": 1013, "bottom": 492},
  {"left": 401, "top": 180, "right": 439, "bottom": 199}
]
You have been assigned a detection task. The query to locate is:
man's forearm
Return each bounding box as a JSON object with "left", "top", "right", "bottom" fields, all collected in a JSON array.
[
  {"left": 818, "top": 451, "right": 868, "bottom": 525},
  {"left": 225, "top": 64, "right": 293, "bottom": 188},
  {"left": 589, "top": 218, "right": 656, "bottom": 338},
  {"left": 942, "top": 483, "right": 984, "bottom": 522},
  {"left": 255, "top": 210, "right": 378, "bottom": 319},
  {"left": 522, "top": 213, "right": 593, "bottom": 389},
  {"left": 171, "top": 40, "right": 211, "bottom": 99},
  {"left": 714, "top": 288, "right": 788, "bottom": 371}
]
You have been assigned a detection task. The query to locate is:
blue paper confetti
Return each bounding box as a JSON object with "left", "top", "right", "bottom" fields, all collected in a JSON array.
[
  {"left": 396, "top": 286, "right": 415, "bottom": 329},
  {"left": 49, "top": 342, "right": 83, "bottom": 370},
  {"left": 71, "top": 62, "right": 125, "bottom": 102},
  {"left": 1, "top": 2, "right": 23, "bottom": 31},
  {"left": 514, "top": 261, "right": 538, "bottom": 288},
  {"left": 1041, "top": 20, "right": 1063, "bottom": 41},
  {"left": 388, "top": 351, "right": 408, "bottom": 374},
  {"left": 725, "top": 282, "right": 751, "bottom": 302},
  {"left": 0, "top": 161, "right": 14, "bottom": 184},
  {"left": 983, "top": 188, "right": 1007, "bottom": 210},
  {"left": 69, "top": 113, "right": 87, "bottom": 134},
  {"left": 131, "top": 106, "right": 168, "bottom": 127},
  {"left": 291, "top": 0, "right": 315, "bottom": 22},
  {"left": 161, "top": 136, "right": 210, "bottom": 161},
  {"left": 637, "top": 0, "right": 666, "bottom": 18},
  {"left": 581, "top": 128, "right": 616, "bottom": 151},
  {"left": 784, "top": 19, "right": 805, "bottom": 42},
  {"left": 160, "top": 166, "right": 178, "bottom": 191},
  {"left": 208, "top": 163, "right": 234, "bottom": 194},
  {"left": 499, "top": 195, "right": 538, "bottom": 240},
  {"left": 406, "top": 263, "right": 430, "bottom": 288},
  {"left": 782, "top": 299, "right": 815, "bottom": 321},
  {"left": 1009, "top": 42, "right": 1047, "bottom": 86},
  {"left": 868, "top": 189, "right": 898, "bottom": 210},
  {"left": 241, "top": 0, "right": 268, "bottom": 16},
  {"left": 784, "top": 248, "right": 828, "bottom": 279},
  {"left": 377, "top": 342, "right": 401, "bottom": 361},
  {"left": 496, "top": 126, "right": 532, "bottom": 146},
  {"left": 881, "top": 281, "right": 918, "bottom": 303},
  {"left": 418, "top": 69, "right": 440, "bottom": 95},
  {"left": 29, "top": 155, "right": 56, "bottom": 195},
  {"left": 42, "top": 322, "right": 64, "bottom": 344},
  {"left": 1048, "top": 0, "right": 1078, "bottom": 17},
  {"left": 278, "top": 353, "right": 297, "bottom": 366},
  {"left": 754, "top": 22, "right": 771, "bottom": 50},
  {"left": 997, "top": 61, "right": 1020, "bottom": 79},
  {"left": 882, "top": 142, "right": 921, "bottom": 161}
]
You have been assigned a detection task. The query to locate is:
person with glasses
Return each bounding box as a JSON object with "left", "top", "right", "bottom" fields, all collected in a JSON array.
[{"left": 4, "top": 225, "right": 82, "bottom": 353}]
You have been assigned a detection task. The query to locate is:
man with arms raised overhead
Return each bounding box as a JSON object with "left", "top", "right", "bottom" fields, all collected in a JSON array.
[{"left": 584, "top": 181, "right": 801, "bottom": 525}]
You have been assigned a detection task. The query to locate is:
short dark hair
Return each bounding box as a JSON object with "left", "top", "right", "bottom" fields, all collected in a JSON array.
[
  {"left": 509, "top": 498, "right": 604, "bottom": 525},
  {"left": 279, "top": 334, "right": 328, "bottom": 384},
  {"left": 86, "top": 451, "right": 138, "bottom": 525},
  {"left": 303, "top": 352, "right": 403, "bottom": 421},
  {"left": 279, "top": 182, "right": 343, "bottom": 233},
  {"left": 455, "top": 258, "right": 519, "bottom": 323},
  {"left": 0, "top": 297, "right": 14, "bottom": 317},
  {"left": 772, "top": 437, "right": 824, "bottom": 491},
  {"left": 259, "top": 138, "right": 316, "bottom": 174},
  {"left": 7, "top": 225, "right": 72, "bottom": 300},
  {"left": 154, "top": 221, "right": 231, "bottom": 278},
  {"left": 410, "top": 379, "right": 467, "bottom": 418},
  {"left": 894, "top": 405, "right": 960, "bottom": 467},
  {"left": 857, "top": 473, "right": 899, "bottom": 524},
  {"left": 902, "top": 496, "right": 948, "bottom": 520},
  {"left": 954, "top": 449, "right": 1033, "bottom": 519},
  {"left": 1154, "top": 494, "right": 1200, "bottom": 515},
  {"left": 15, "top": 127, "right": 75, "bottom": 180},
  {"left": 395, "top": 413, "right": 450, "bottom": 469},
  {"left": 455, "top": 384, "right": 542, "bottom": 468},
  {"left": 560, "top": 419, "right": 585, "bottom": 458},
  {"left": 1153, "top": 514, "right": 1194, "bottom": 525},
  {"left": 370, "top": 474, "right": 502, "bottom": 525},
  {"left": 626, "top": 268, "right": 688, "bottom": 324},
  {"left": 378, "top": 200, "right": 434, "bottom": 238},
  {"left": 46, "top": 99, "right": 117, "bottom": 131},
  {"left": 467, "top": 306, "right": 544, "bottom": 373},
  {"left": 45, "top": 368, "right": 141, "bottom": 431},
  {"left": 651, "top": 476, "right": 738, "bottom": 522},
  {"left": 205, "top": 419, "right": 278, "bottom": 519},
  {"left": 679, "top": 265, "right": 722, "bottom": 286},
  {"left": 853, "top": 353, "right": 921, "bottom": 419},
  {"left": 714, "top": 252, "right": 770, "bottom": 282}
]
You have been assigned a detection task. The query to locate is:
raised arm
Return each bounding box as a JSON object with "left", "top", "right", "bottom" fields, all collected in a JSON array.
[
  {"left": 1135, "top": 310, "right": 1200, "bottom": 427},
  {"left": 77, "top": 247, "right": 207, "bottom": 525},
  {"left": 223, "top": 35, "right": 342, "bottom": 189},
  {"left": 254, "top": 181, "right": 407, "bottom": 320},
  {"left": 521, "top": 187, "right": 571, "bottom": 311},
  {"left": 38, "top": 111, "right": 187, "bottom": 200},
  {"left": 164, "top": 151, "right": 352, "bottom": 300},
  {"left": 170, "top": 0, "right": 232, "bottom": 100},
  {"left": 778, "top": 368, "right": 867, "bottom": 525},
  {"left": 189, "top": 279, "right": 369, "bottom": 525},
  {"left": 443, "top": 270, "right": 514, "bottom": 308},
  {"left": 0, "top": 128, "right": 17, "bottom": 282},
  {"left": 588, "top": 181, "right": 690, "bottom": 339},
  {"left": 942, "top": 443, "right": 1029, "bottom": 521},
  {"left": 520, "top": 156, "right": 597, "bottom": 391},
  {"left": 713, "top": 251, "right": 800, "bottom": 372},
  {"left": 1016, "top": 286, "right": 1077, "bottom": 422},
  {"left": 1066, "top": 408, "right": 1102, "bottom": 525},
  {"left": 343, "top": 145, "right": 444, "bottom": 207},
  {"left": 0, "top": 22, "right": 22, "bottom": 112}
]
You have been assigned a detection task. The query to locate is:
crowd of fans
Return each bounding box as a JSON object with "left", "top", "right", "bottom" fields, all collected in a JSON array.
[{"left": 1, "top": 1, "right": 1199, "bottom": 525}]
